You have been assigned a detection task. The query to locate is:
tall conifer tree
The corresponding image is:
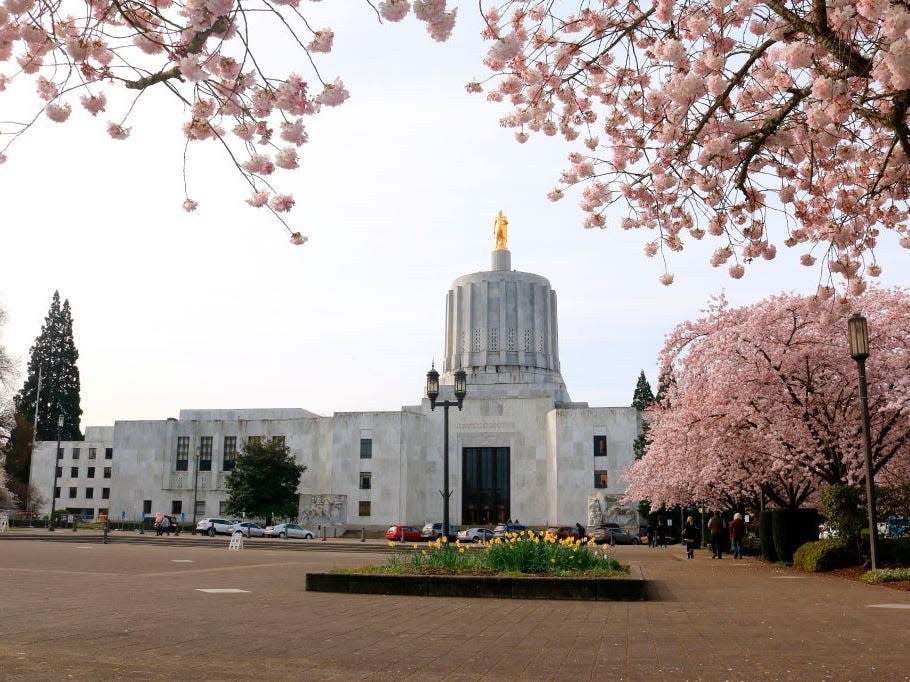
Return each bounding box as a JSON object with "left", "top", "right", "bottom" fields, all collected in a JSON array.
[
  {"left": 15, "top": 291, "right": 83, "bottom": 441},
  {"left": 632, "top": 370, "right": 655, "bottom": 460}
]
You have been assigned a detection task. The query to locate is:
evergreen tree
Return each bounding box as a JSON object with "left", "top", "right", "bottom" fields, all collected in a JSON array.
[
  {"left": 15, "top": 291, "right": 83, "bottom": 441},
  {"left": 225, "top": 439, "right": 306, "bottom": 526},
  {"left": 631, "top": 370, "right": 655, "bottom": 411}
]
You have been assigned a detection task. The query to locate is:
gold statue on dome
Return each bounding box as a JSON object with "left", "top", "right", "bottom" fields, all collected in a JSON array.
[{"left": 493, "top": 210, "right": 509, "bottom": 250}]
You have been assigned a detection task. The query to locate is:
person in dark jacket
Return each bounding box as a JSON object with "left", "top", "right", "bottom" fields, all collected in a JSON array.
[
  {"left": 657, "top": 519, "right": 668, "bottom": 548},
  {"left": 708, "top": 511, "right": 725, "bottom": 559},
  {"left": 681, "top": 516, "right": 698, "bottom": 559},
  {"left": 729, "top": 512, "right": 746, "bottom": 559}
]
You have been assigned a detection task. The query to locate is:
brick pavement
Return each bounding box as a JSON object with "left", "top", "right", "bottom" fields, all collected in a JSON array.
[{"left": 0, "top": 539, "right": 907, "bottom": 681}]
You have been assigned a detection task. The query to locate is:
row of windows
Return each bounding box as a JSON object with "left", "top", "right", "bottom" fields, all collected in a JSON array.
[
  {"left": 356, "top": 469, "right": 603, "bottom": 491},
  {"left": 55, "top": 487, "right": 110, "bottom": 499},
  {"left": 56, "top": 466, "right": 111, "bottom": 479},
  {"left": 142, "top": 500, "right": 206, "bottom": 516},
  {"left": 58, "top": 447, "right": 113, "bottom": 460},
  {"left": 175, "top": 435, "right": 286, "bottom": 472}
]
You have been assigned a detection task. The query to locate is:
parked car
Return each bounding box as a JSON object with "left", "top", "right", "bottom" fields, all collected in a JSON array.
[
  {"left": 492, "top": 523, "right": 528, "bottom": 538},
  {"left": 421, "top": 522, "right": 460, "bottom": 541},
  {"left": 263, "top": 523, "right": 315, "bottom": 539},
  {"left": 196, "top": 518, "right": 235, "bottom": 536},
  {"left": 457, "top": 527, "right": 494, "bottom": 543},
  {"left": 231, "top": 521, "right": 265, "bottom": 537},
  {"left": 590, "top": 524, "right": 640, "bottom": 545},
  {"left": 386, "top": 525, "right": 423, "bottom": 542},
  {"left": 544, "top": 526, "right": 583, "bottom": 541}
]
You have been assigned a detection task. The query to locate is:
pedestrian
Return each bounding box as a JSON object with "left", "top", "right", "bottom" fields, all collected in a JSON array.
[
  {"left": 575, "top": 522, "right": 586, "bottom": 540},
  {"left": 657, "top": 518, "right": 668, "bottom": 548},
  {"left": 682, "top": 516, "right": 698, "bottom": 559},
  {"left": 161, "top": 514, "right": 171, "bottom": 537},
  {"left": 154, "top": 512, "right": 163, "bottom": 536},
  {"left": 729, "top": 512, "right": 746, "bottom": 559},
  {"left": 647, "top": 520, "right": 657, "bottom": 548},
  {"left": 708, "top": 511, "right": 724, "bottom": 559}
]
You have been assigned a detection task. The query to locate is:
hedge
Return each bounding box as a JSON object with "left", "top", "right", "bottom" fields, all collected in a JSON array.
[
  {"left": 771, "top": 508, "right": 820, "bottom": 564},
  {"left": 861, "top": 568, "right": 910, "bottom": 584},
  {"left": 759, "top": 510, "right": 776, "bottom": 562},
  {"left": 792, "top": 539, "right": 857, "bottom": 573}
]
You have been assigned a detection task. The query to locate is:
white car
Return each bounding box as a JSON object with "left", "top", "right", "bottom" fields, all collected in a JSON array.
[
  {"left": 196, "top": 518, "right": 235, "bottom": 536},
  {"left": 457, "top": 527, "right": 494, "bottom": 543},
  {"left": 231, "top": 521, "right": 265, "bottom": 537},
  {"left": 264, "top": 523, "right": 315, "bottom": 539}
]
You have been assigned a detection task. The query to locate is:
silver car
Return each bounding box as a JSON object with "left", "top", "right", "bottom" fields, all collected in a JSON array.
[
  {"left": 264, "top": 523, "right": 315, "bottom": 539},
  {"left": 457, "top": 527, "right": 493, "bottom": 543},
  {"left": 231, "top": 521, "right": 265, "bottom": 537},
  {"left": 196, "top": 518, "right": 234, "bottom": 536}
]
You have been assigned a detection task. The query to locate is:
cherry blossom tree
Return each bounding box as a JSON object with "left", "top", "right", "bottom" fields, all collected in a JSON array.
[
  {"left": 474, "top": 1, "right": 910, "bottom": 288},
  {"left": 0, "top": 0, "right": 456, "bottom": 243},
  {"left": 625, "top": 288, "right": 910, "bottom": 509}
]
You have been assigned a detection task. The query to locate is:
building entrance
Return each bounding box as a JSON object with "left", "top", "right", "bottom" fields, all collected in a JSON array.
[{"left": 462, "top": 447, "right": 510, "bottom": 526}]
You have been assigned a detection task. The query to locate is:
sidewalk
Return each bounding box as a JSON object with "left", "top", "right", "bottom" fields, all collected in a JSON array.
[{"left": 0, "top": 540, "right": 907, "bottom": 680}]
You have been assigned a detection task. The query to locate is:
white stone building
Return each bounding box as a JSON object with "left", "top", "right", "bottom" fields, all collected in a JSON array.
[{"left": 30, "top": 243, "right": 641, "bottom": 531}]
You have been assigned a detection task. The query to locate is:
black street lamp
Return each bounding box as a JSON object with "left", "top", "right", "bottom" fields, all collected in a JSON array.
[
  {"left": 191, "top": 449, "right": 201, "bottom": 534},
  {"left": 48, "top": 413, "right": 63, "bottom": 532},
  {"left": 848, "top": 313, "right": 879, "bottom": 570},
  {"left": 426, "top": 365, "right": 467, "bottom": 540}
]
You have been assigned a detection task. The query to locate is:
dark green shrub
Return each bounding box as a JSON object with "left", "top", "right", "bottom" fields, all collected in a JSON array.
[
  {"left": 861, "top": 568, "right": 910, "bottom": 584},
  {"left": 772, "top": 508, "right": 820, "bottom": 564},
  {"left": 759, "top": 510, "right": 776, "bottom": 562},
  {"left": 792, "top": 539, "right": 857, "bottom": 572},
  {"left": 879, "top": 538, "right": 910, "bottom": 566},
  {"left": 821, "top": 485, "right": 864, "bottom": 549}
]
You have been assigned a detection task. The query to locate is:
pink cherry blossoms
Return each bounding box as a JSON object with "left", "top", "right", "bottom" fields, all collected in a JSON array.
[
  {"left": 0, "top": 0, "right": 456, "bottom": 243},
  {"left": 625, "top": 288, "right": 910, "bottom": 510},
  {"left": 475, "top": 1, "right": 910, "bottom": 287}
]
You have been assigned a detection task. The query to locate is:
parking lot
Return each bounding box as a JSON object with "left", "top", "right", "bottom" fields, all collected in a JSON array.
[{"left": 0, "top": 538, "right": 908, "bottom": 680}]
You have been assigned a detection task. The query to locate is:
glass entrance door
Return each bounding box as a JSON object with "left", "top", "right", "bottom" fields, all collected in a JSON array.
[{"left": 462, "top": 447, "right": 510, "bottom": 526}]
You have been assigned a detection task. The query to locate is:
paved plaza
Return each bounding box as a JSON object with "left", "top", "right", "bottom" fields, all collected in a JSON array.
[{"left": 0, "top": 536, "right": 908, "bottom": 681}]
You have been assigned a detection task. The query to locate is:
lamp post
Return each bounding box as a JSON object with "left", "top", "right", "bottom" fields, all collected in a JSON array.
[
  {"left": 191, "top": 449, "right": 200, "bottom": 534},
  {"left": 848, "top": 313, "right": 879, "bottom": 570},
  {"left": 48, "top": 413, "right": 63, "bottom": 532},
  {"left": 426, "top": 365, "right": 467, "bottom": 540}
]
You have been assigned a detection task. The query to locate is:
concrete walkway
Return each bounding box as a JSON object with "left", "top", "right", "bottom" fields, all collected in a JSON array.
[{"left": 0, "top": 540, "right": 906, "bottom": 680}]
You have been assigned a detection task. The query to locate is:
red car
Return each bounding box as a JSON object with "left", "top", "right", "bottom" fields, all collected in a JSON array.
[{"left": 385, "top": 525, "right": 422, "bottom": 542}]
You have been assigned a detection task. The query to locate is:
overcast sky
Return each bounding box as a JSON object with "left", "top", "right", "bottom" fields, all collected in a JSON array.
[{"left": 2, "top": 5, "right": 908, "bottom": 430}]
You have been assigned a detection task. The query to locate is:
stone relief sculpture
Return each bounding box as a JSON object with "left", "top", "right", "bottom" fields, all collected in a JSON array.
[
  {"left": 300, "top": 494, "right": 347, "bottom": 528},
  {"left": 587, "top": 493, "right": 639, "bottom": 529},
  {"left": 587, "top": 494, "right": 604, "bottom": 527}
]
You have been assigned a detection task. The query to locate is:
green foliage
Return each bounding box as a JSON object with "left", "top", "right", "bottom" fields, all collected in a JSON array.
[
  {"left": 14, "top": 291, "right": 83, "bottom": 441},
  {"left": 821, "top": 485, "right": 865, "bottom": 548},
  {"left": 771, "top": 509, "right": 819, "bottom": 564},
  {"left": 384, "top": 531, "right": 627, "bottom": 577},
  {"left": 633, "top": 421, "right": 650, "bottom": 460},
  {"left": 631, "top": 370, "right": 655, "bottom": 411},
  {"left": 879, "top": 538, "right": 910, "bottom": 566},
  {"left": 759, "top": 510, "right": 777, "bottom": 562},
  {"left": 792, "top": 539, "right": 857, "bottom": 572},
  {"left": 225, "top": 439, "right": 305, "bottom": 524},
  {"left": 861, "top": 568, "right": 910, "bottom": 584}
]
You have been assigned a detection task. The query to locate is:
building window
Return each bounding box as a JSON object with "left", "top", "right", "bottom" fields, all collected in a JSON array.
[
  {"left": 358, "top": 501, "right": 371, "bottom": 516},
  {"left": 359, "top": 472, "right": 371, "bottom": 490},
  {"left": 103, "top": 467, "right": 111, "bottom": 479},
  {"left": 247, "top": 436, "right": 261, "bottom": 448},
  {"left": 219, "top": 500, "right": 229, "bottom": 515},
  {"left": 87, "top": 467, "right": 95, "bottom": 479},
  {"left": 57, "top": 448, "right": 63, "bottom": 460},
  {"left": 70, "top": 467, "right": 79, "bottom": 478},
  {"left": 360, "top": 438, "right": 372, "bottom": 459},
  {"left": 105, "top": 448, "right": 113, "bottom": 459},
  {"left": 176, "top": 436, "right": 189, "bottom": 471},
  {"left": 594, "top": 435, "right": 607, "bottom": 458},
  {"left": 594, "top": 470, "right": 609, "bottom": 489},
  {"left": 194, "top": 500, "right": 205, "bottom": 517},
  {"left": 142, "top": 499, "right": 152, "bottom": 515},
  {"left": 68, "top": 487, "right": 77, "bottom": 499},
  {"left": 86, "top": 487, "right": 94, "bottom": 499},
  {"left": 54, "top": 487, "right": 60, "bottom": 499},
  {"left": 55, "top": 466, "right": 62, "bottom": 478},
  {"left": 72, "top": 447, "right": 80, "bottom": 459},
  {"left": 199, "top": 436, "right": 212, "bottom": 471},
  {"left": 171, "top": 500, "right": 182, "bottom": 515},
  {"left": 98, "top": 507, "right": 108, "bottom": 517},
  {"left": 102, "top": 488, "right": 110, "bottom": 500},
  {"left": 272, "top": 435, "right": 285, "bottom": 447},
  {"left": 89, "top": 448, "right": 97, "bottom": 460},
  {"left": 223, "top": 436, "right": 237, "bottom": 471}
]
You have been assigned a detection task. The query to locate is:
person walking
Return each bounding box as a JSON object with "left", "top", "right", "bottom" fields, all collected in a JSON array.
[
  {"left": 682, "top": 516, "right": 698, "bottom": 559},
  {"left": 708, "top": 511, "right": 725, "bottom": 559},
  {"left": 657, "top": 519, "right": 668, "bottom": 548},
  {"left": 161, "top": 514, "right": 171, "bottom": 537},
  {"left": 647, "top": 520, "right": 657, "bottom": 548},
  {"left": 729, "top": 512, "right": 746, "bottom": 559}
]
